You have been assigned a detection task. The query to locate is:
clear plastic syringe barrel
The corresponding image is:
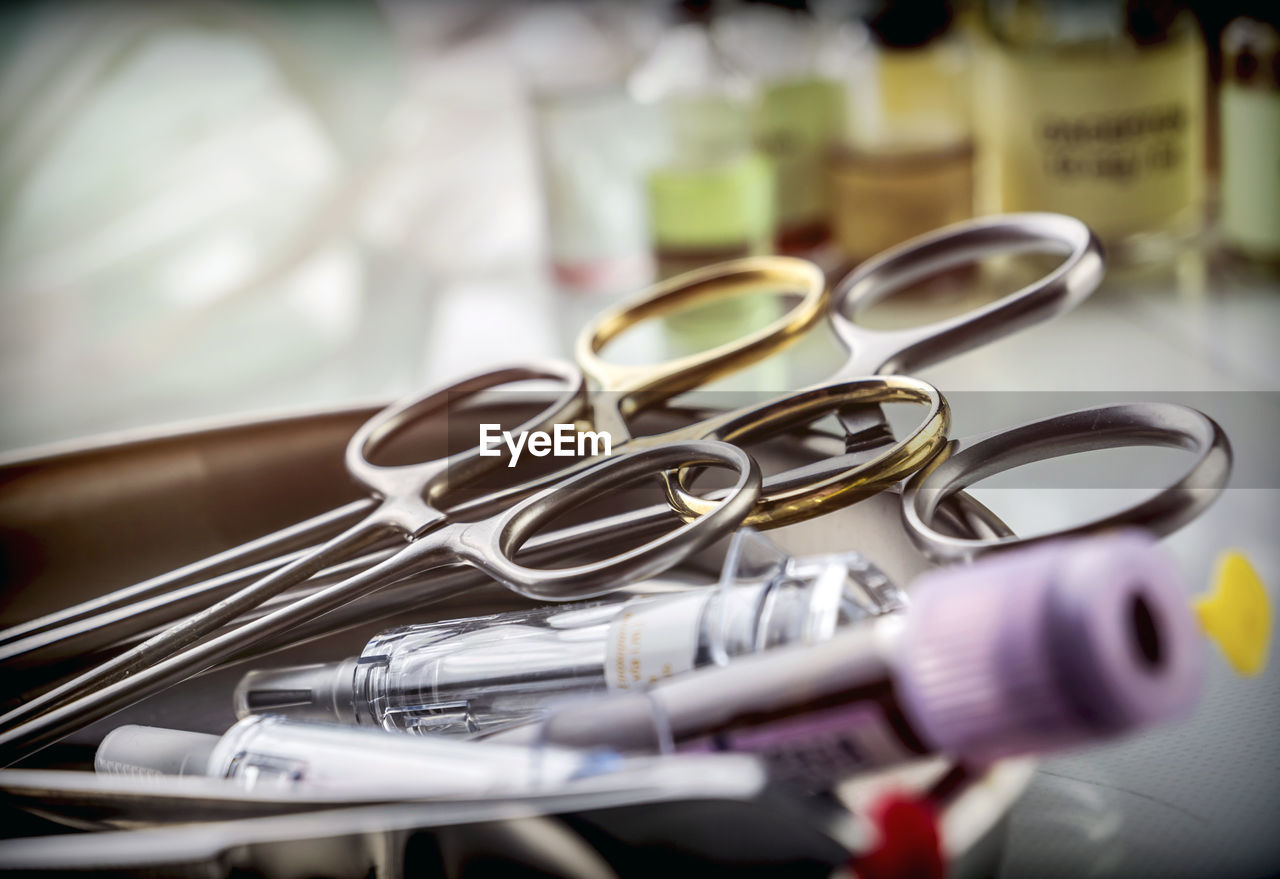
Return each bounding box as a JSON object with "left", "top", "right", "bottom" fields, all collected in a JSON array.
[{"left": 235, "top": 531, "right": 904, "bottom": 736}]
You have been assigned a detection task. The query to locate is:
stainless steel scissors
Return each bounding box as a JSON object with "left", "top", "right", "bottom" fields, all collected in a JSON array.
[
  {"left": 1, "top": 256, "right": 935, "bottom": 760},
  {"left": 15, "top": 211, "right": 1196, "bottom": 765},
  {"left": 0, "top": 439, "right": 762, "bottom": 762},
  {"left": 663, "top": 214, "right": 1232, "bottom": 557},
  {"left": 2, "top": 213, "right": 1106, "bottom": 722},
  {"left": 0, "top": 258, "right": 937, "bottom": 699},
  {"left": 0, "top": 259, "right": 825, "bottom": 676}
]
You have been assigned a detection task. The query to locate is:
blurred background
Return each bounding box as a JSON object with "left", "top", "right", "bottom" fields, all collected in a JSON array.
[
  {"left": 0, "top": 0, "right": 1277, "bottom": 451},
  {"left": 1, "top": 2, "right": 1278, "bottom": 876}
]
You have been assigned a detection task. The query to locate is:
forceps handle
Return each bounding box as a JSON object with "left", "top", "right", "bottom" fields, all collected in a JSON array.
[
  {"left": 574, "top": 258, "right": 828, "bottom": 440},
  {"left": 821, "top": 214, "right": 1103, "bottom": 460}
]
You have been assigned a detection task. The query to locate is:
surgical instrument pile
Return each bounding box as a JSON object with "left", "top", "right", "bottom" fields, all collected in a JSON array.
[
  {"left": 101, "top": 523, "right": 1205, "bottom": 788},
  {"left": 0, "top": 211, "right": 1248, "bottom": 876}
]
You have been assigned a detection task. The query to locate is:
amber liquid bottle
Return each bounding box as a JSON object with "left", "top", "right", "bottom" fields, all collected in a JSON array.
[
  {"left": 828, "top": 1, "right": 975, "bottom": 268},
  {"left": 829, "top": 145, "right": 974, "bottom": 264},
  {"left": 976, "top": 0, "right": 1207, "bottom": 266}
]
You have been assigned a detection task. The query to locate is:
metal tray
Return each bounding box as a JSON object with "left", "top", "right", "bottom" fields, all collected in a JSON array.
[{"left": 0, "top": 400, "right": 1033, "bottom": 876}]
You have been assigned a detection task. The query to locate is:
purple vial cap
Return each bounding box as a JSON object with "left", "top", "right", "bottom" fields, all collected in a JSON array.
[{"left": 896, "top": 530, "right": 1203, "bottom": 765}]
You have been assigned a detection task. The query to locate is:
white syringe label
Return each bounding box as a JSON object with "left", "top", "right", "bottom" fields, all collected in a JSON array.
[{"left": 606, "top": 593, "right": 710, "bottom": 692}]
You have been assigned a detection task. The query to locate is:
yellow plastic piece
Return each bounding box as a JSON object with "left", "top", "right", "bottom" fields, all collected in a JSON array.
[{"left": 1194, "top": 551, "right": 1271, "bottom": 677}]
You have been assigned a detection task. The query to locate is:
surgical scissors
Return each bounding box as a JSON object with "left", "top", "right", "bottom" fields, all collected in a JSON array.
[
  {"left": 0, "top": 255, "right": 950, "bottom": 759},
  {"left": 0, "top": 440, "right": 762, "bottom": 762},
  {"left": 20, "top": 210, "right": 1202, "bottom": 763},
  {"left": 0, "top": 259, "right": 938, "bottom": 682},
  {"left": 2, "top": 212, "right": 1105, "bottom": 680},
  {"left": 0, "top": 259, "right": 825, "bottom": 672},
  {"left": 666, "top": 215, "right": 1231, "bottom": 551}
]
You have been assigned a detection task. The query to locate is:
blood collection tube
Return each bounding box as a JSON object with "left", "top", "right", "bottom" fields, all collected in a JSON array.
[{"left": 492, "top": 531, "right": 1204, "bottom": 787}]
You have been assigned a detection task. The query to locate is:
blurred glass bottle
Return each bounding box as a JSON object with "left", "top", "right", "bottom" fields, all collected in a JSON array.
[
  {"left": 630, "top": 0, "right": 782, "bottom": 385},
  {"left": 522, "top": 6, "right": 662, "bottom": 297},
  {"left": 717, "top": 1, "right": 846, "bottom": 258},
  {"left": 634, "top": 0, "right": 775, "bottom": 282},
  {"left": 0, "top": 2, "right": 406, "bottom": 449},
  {"left": 828, "top": 0, "right": 975, "bottom": 268},
  {"left": 977, "top": 0, "right": 1207, "bottom": 265},
  {"left": 1219, "top": 16, "right": 1280, "bottom": 266}
]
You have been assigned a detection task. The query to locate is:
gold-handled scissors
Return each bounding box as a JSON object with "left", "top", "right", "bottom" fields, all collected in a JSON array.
[
  {"left": 0, "top": 256, "right": 937, "bottom": 678},
  {"left": 658, "top": 214, "right": 1230, "bottom": 559},
  {"left": 0, "top": 256, "right": 920, "bottom": 762},
  {"left": 639, "top": 212, "right": 1104, "bottom": 519},
  {"left": 0, "top": 213, "right": 1106, "bottom": 762}
]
